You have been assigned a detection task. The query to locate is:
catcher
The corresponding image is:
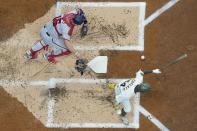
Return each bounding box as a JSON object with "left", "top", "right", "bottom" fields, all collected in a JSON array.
[
  {"left": 107, "top": 69, "right": 161, "bottom": 125},
  {"left": 24, "top": 8, "right": 88, "bottom": 64}
]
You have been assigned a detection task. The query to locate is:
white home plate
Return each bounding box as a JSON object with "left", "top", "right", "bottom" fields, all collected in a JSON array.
[{"left": 87, "top": 56, "right": 108, "bottom": 73}]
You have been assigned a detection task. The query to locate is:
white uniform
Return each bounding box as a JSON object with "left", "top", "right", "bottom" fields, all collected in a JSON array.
[
  {"left": 25, "top": 9, "right": 85, "bottom": 63},
  {"left": 39, "top": 10, "right": 78, "bottom": 55},
  {"left": 115, "top": 70, "right": 144, "bottom": 112}
]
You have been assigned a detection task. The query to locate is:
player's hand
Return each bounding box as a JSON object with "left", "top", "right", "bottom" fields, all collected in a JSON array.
[
  {"left": 136, "top": 69, "right": 144, "bottom": 75},
  {"left": 152, "top": 69, "right": 161, "bottom": 74},
  {"left": 74, "top": 51, "right": 81, "bottom": 59}
]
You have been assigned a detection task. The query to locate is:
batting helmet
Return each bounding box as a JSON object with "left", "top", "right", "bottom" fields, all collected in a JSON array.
[
  {"left": 134, "top": 83, "right": 151, "bottom": 93},
  {"left": 73, "top": 9, "right": 87, "bottom": 25}
]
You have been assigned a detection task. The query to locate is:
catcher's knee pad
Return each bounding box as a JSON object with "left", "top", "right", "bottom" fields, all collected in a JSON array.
[{"left": 44, "top": 50, "right": 71, "bottom": 64}]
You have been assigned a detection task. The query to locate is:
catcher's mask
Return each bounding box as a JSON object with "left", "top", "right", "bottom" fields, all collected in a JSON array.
[
  {"left": 73, "top": 9, "right": 87, "bottom": 25},
  {"left": 134, "top": 83, "right": 151, "bottom": 93}
]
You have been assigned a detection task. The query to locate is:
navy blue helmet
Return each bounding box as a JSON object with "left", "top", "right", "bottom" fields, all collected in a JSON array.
[{"left": 73, "top": 9, "right": 87, "bottom": 25}]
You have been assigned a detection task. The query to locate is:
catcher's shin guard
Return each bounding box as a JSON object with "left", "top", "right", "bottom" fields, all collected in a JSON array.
[
  {"left": 24, "top": 40, "right": 48, "bottom": 60},
  {"left": 44, "top": 50, "right": 71, "bottom": 64}
]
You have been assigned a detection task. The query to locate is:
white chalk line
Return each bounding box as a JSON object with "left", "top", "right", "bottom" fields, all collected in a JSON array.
[
  {"left": 49, "top": 2, "right": 145, "bottom": 128},
  {"left": 0, "top": 78, "right": 129, "bottom": 88},
  {"left": 58, "top": 2, "right": 145, "bottom": 8},
  {"left": 49, "top": 88, "right": 140, "bottom": 128},
  {"left": 0, "top": 78, "right": 139, "bottom": 128},
  {"left": 56, "top": 2, "right": 145, "bottom": 52},
  {"left": 138, "top": 2, "right": 146, "bottom": 51},
  {"left": 45, "top": 78, "right": 140, "bottom": 128},
  {"left": 74, "top": 45, "right": 143, "bottom": 51},
  {"left": 144, "top": 0, "right": 180, "bottom": 26},
  {"left": 46, "top": 95, "right": 55, "bottom": 127},
  {"left": 139, "top": 105, "right": 170, "bottom": 131},
  {"left": 48, "top": 123, "right": 139, "bottom": 128},
  {"left": 133, "top": 93, "right": 140, "bottom": 128}
]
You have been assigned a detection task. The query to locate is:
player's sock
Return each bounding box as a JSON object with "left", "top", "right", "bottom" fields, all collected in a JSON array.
[{"left": 28, "top": 40, "right": 48, "bottom": 59}]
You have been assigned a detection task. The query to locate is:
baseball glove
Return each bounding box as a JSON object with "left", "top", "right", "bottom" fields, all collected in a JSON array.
[
  {"left": 75, "top": 59, "right": 88, "bottom": 75},
  {"left": 80, "top": 24, "right": 88, "bottom": 38}
]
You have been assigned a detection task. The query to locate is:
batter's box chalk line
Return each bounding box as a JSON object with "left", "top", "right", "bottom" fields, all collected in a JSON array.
[
  {"left": 0, "top": 78, "right": 169, "bottom": 129},
  {"left": 56, "top": 2, "right": 146, "bottom": 51},
  {"left": 45, "top": 78, "right": 140, "bottom": 128},
  {"left": 0, "top": 0, "right": 181, "bottom": 129},
  {"left": 44, "top": 78, "right": 169, "bottom": 130}
]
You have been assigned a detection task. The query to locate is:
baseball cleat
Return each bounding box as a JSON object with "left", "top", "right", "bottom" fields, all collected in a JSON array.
[
  {"left": 43, "top": 53, "right": 57, "bottom": 64},
  {"left": 120, "top": 116, "right": 129, "bottom": 125},
  {"left": 116, "top": 109, "right": 121, "bottom": 115},
  {"left": 24, "top": 51, "right": 37, "bottom": 60}
]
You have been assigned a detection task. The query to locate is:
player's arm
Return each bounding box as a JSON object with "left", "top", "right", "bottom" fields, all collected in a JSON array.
[
  {"left": 143, "top": 69, "right": 161, "bottom": 75},
  {"left": 64, "top": 39, "right": 80, "bottom": 59}
]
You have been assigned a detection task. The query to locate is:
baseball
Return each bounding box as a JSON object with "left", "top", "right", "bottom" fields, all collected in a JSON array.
[{"left": 141, "top": 55, "right": 145, "bottom": 60}]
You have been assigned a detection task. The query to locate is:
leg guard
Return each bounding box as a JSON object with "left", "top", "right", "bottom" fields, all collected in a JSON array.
[
  {"left": 44, "top": 49, "right": 71, "bottom": 64},
  {"left": 25, "top": 40, "right": 48, "bottom": 59}
]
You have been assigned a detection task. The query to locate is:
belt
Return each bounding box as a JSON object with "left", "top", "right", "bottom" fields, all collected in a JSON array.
[{"left": 44, "top": 25, "right": 50, "bottom": 37}]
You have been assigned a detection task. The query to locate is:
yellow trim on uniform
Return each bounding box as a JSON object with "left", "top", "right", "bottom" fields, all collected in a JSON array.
[{"left": 107, "top": 83, "right": 116, "bottom": 90}]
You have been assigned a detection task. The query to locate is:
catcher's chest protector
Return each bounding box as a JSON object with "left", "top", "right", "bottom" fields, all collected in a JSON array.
[{"left": 53, "top": 14, "right": 75, "bottom": 36}]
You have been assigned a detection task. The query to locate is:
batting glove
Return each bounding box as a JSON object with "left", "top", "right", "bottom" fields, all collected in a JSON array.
[{"left": 152, "top": 69, "right": 161, "bottom": 74}]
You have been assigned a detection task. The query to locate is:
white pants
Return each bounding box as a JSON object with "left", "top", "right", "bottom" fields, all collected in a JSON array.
[
  {"left": 115, "top": 96, "right": 131, "bottom": 113},
  {"left": 40, "top": 26, "right": 68, "bottom": 55}
]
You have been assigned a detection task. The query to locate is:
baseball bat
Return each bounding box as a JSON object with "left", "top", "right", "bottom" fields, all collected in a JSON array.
[{"left": 162, "top": 53, "right": 188, "bottom": 70}]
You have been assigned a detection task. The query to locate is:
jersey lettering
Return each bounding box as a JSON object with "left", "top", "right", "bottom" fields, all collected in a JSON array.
[{"left": 122, "top": 79, "right": 135, "bottom": 91}]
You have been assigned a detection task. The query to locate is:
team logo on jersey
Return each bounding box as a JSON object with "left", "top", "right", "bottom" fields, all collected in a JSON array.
[{"left": 121, "top": 79, "right": 135, "bottom": 91}]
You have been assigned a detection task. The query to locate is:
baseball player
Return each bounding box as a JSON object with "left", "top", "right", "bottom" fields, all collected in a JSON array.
[
  {"left": 24, "top": 8, "right": 88, "bottom": 64},
  {"left": 108, "top": 69, "right": 161, "bottom": 125}
]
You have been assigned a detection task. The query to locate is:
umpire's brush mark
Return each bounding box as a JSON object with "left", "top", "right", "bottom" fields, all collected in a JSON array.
[{"left": 31, "top": 63, "right": 50, "bottom": 78}]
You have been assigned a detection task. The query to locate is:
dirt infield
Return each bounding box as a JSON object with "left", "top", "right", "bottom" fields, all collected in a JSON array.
[{"left": 0, "top": 0, "right": 197, "bottom": 131}]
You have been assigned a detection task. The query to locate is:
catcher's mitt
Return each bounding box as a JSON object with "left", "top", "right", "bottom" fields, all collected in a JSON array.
[
  {"left": 80, "top": 24, "right": 88, "bottom": 38},
  {"left": 75, "top": 59, "right": 88, "bottom": 75}
]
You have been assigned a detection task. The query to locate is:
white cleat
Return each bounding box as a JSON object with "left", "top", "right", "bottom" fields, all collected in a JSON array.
[
  {"left": 116, "top": 109, "right": 121, "bottom": 115},
  {"left": 24, "top": 51, "right": 32, "bottom": 60},
  {"left": 43, "top": 53, "right": 48, "bottom": 61},
  {"left": 43, "top": 53, "right": 57, "bottom": 64},
  {"left": 24, "top": 50, "right": 37, "bottom": 60},
  {"left": 121, "top": 116, "right": 129, "bottom": 125}
]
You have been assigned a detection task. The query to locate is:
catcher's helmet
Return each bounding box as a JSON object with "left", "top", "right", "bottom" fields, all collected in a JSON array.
[
  {"left": 134, "top": 83, "right": 151, "bottom": 93},
  {"left": 73, "top": 9, "right": 87, "bottom": 25}
]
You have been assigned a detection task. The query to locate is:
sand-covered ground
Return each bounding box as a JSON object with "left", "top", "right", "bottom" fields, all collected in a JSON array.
[
  {"left": 0, "top": 4, "right": 140, "bottom": 126},
  {"left": 2, "top": 85, "right": 49, "bottom": 125},
  {"left": 52, "top": 83, "right": 135, "bottom": 123},
  {"left": 1, "top": 1, "right": 197, "bottom": 131},
  {"left": 0, "top": 6, "right": 99, "bottom": 81},
  {"left": 62, "top": 6, "right": 140, "bottom": 46}
]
